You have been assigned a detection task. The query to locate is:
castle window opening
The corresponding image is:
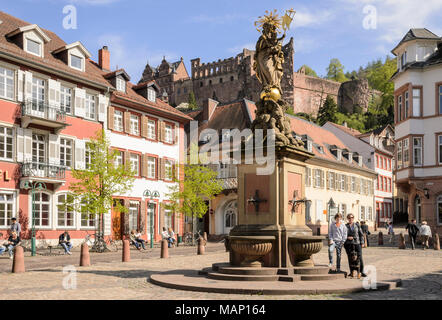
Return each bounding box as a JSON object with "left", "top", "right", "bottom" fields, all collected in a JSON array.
[
  {"left": 200, "top": 82, "right": 203, "bottom": 87},
  {"left": 230, "top": 76, "right": 234, "bottom": 82},
  {"left": 219, "top": 78, "right": 223, "bottom": 83}
]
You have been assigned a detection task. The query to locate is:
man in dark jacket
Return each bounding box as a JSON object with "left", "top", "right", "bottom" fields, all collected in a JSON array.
[
  {"left": 59, "top": 231, "right": 72, "bottom": 255},
  {"left": 344, "top": 214, "right": 366, "bottom": 277},
  {"left": 405, "top": 219, "right": 419, "bottom": 250},
  {"left": 0, "top": 232, "right": 21, "bottom": 259},
  {"left": 360, "top": 221, "right": 370, "bottom": 247}
]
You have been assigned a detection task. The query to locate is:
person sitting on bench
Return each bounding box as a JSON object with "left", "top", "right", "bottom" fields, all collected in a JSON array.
[
  {"left": 0, "top": 231, "right": 21, "bottom": 259},
  {"left": 59, "top": 231, "right": 72, "bottom": 255},
  {"left": 130, "top": 230, "right": 146, "bottom": 250}
]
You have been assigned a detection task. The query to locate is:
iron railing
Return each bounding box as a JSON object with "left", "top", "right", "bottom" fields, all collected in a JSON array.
[
  {"left": 217, "top": 177, "right": 238, "bottom": 190},
  {"left": 21, "top": 161, "right": 66, "bottom": 180},
  {"left": 21, "top": 100, "right": 67, "bottom": 123}
]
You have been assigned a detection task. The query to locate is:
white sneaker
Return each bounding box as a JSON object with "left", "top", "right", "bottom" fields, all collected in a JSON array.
[
  {"left": 328, "top": 263, "right": 333, "bottom": 268},
  {"left": 9, "top": 256, "right": 13, "bottom": 260},
  {"left": 68, "top": 251, "right": 72, "bottom": 255}
]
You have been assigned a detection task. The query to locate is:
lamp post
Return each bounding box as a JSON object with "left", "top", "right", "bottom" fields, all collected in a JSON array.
[
  {"left": 22, "top": 180, "right": 47, "bottom": 256},
  {"left": 143, "top": 189, "right": 160, "bottom": 248},
  {"left": 327, "top": 197, "right": 336, "bottom": 235}
]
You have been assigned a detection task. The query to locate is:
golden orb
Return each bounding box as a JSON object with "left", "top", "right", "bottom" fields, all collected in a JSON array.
[{"left": 260, "top": 88, "right": 281, "bottom": 101}]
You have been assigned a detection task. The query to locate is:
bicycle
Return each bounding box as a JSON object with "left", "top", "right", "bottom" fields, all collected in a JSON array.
[
  {"left": 83, "top": 232, "right": 118, "bottom": 252},
  {"left": 183, "top": 230, "right": 202, "bottom": 246}
]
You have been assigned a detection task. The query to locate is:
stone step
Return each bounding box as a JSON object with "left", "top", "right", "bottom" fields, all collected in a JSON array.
[
  {"left": 293, "top": 266, "right": 330, "bottom": 275},
  {"left": 300, "top": 273, "right": 346, "bottom": 281},
  {"left": 218, "top": 266, "right": 278, "bottom": 276},
  {"left": 207, "top": 272, "right": 279, "bottom": 282}
]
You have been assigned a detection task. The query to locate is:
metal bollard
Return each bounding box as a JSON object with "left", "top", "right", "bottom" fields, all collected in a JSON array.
[
  {"left": 378, "top": 231, "right": 384, "bottom": 246},
  {"left": 122, "top": 239, "right": 130, "bottom": 262},
  {"left": 80, "top": 243, "right": 90, "bottom": 267},
  {"left": 12, "top": 246, "right": 25, "bottom": 273},
  {"left": 161, "top": 240, "right": 168, "bottom": 258},
  {"left": 197, "top": 237, "right": 205, "bottom": 255},
  {"left": 399, "top": 233, "right": 406, "bottom": 249}
]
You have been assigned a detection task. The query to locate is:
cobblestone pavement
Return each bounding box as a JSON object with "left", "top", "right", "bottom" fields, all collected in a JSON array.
[{"left": 0, "top": 244, "right": 440, "bottom": 300}]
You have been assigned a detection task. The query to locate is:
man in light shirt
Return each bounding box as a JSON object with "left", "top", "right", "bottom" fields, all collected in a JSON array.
[{"left": 328, "top": 213, "right": 347, "bottom": 272}]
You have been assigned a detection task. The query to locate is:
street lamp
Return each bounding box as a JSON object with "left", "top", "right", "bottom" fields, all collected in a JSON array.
[
  {"left": 21, "top": 180, "right": 47, "bottom": 256},
  {"left": 143, "top": 189, "right": 160, "bottom": 248}
]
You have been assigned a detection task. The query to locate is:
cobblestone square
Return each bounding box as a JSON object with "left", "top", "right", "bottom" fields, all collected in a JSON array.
[{"left": 0, "top": 243, "right": 440, "bottom": 300}]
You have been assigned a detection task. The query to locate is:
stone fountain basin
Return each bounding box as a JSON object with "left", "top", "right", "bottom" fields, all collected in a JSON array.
[
  {"left": 288, "top": 235, "right": 326, "bottom": 267},
  {"left": 229, "top": 236, "right": 275, "bottom": 267}
]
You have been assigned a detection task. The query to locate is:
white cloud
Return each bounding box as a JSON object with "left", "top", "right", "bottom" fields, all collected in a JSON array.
[
  {"left": 67, "top": 0, "right": 120, "bottom": 5},
  {"left": 292, "top": 9, "right": 333, "bottom": 28},
  {"left": 227, "top": 43, "right": 255, "bottom": 54}
]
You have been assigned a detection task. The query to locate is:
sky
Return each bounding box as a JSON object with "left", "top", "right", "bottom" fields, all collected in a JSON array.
[{"left": 2, "top": 0, "right": 442, "bottom": 82}]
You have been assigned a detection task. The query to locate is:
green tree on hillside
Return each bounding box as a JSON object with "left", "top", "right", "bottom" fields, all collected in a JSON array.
[
  {"left": 317, "top": 95, "right": 338, "bottom": 126},
  {"left": 326, "top": 58, "right": 348, "bottom": 83},
  {"left": 188, "top": 91, "right": 198, "bottom": 110},
  {"left": 298, "top": 65, "right": 318, "bottom": 77}
]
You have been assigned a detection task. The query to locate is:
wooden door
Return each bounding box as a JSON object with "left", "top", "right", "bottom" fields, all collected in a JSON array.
[{"left": 112, "top": 199, "right": 124, "bottom": 240}]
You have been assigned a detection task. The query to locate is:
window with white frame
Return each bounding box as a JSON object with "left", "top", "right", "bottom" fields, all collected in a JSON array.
[
  {"left": 438, "top": 135, "right": 442, "bottom": 165},
  {"left": 438, "top": 195, "right": 442, "bottom": 225},
  {"left": 439, "top": 85, "right": 442, "bottom": 115},
  {"left": 0, "top": 126, "right": 13, "bottom": 160},
  {"left": 85, "top": 94, "right": 96, "bottom": 120},
  {"left": 397, "top": 141, "right": 402, "bottom": 169},
  {"left": 413, "top": 137, "right": 422, "bottom": 166},
  {"left": 148, "top": 156, "right": 156, "bottom": 179},
  {"left": 0, "top": 193, "right": 13, "bottom": 227},
  {"left": 148, "top": 120, "right": 156, "bottom": 139},
  {"left": 165, "top": 124, "right": 173, "bottom": 143},
  {"left": 340, "top": 174, "right": 345, "bottom": 191},
  {"left": 400, "top": 51, "right": 407, "bottom": 69},
  {"left": 412, "top": 88, "right": 421, "bottom": 117},
  {"left": 328, "top": 172, "right": 335, "bottom": 190},
  {"left": 130, "top": 154, "right": 140, "bottom": 176},
  {"left": 32, "top": 77, "right": 45, "bottom": 107},
  {"left": 360, "top": 206, "right": 366, "bottom": 221},
  {"left": 129, "top": 201, "right": 139, "bottom": 232},
  {"left": 314, "top": 169, "right": 321, "bottom": 188},
  {"left": 368, "top": 206, "right": 373, "bottom": 221},
  {"left": 404, "top": 91, "right": 409, "bottom": 119},
  {"left": 165, "top": 160, "right": 173, "bottom": 180},
  {"left": 60, "top": 86, "right": 72, "bottom": 114},
  {"left": 114, "top": 150, "right": 123, "bottom": 167},
  {"left": 33, "top": 192, "right": 50, "bottom": 227},
  {"left": 397, "top": 95, "right": 402, "bottom": 121},
  {"left": 164, "top": 209, "right": 173, "bottom": 230},
  {"left": 147, "top": 88, "right": 156, "bottom": 102},
  {"left": 116, "top": 77, "right": 126, "bottom": 92},
  {"left": 130, "top": 114, "right": 139, "bottom": 135},
  {"left": 85, "top": 143, "right": 92, "bottom": 170},
  {"left": 57, "top": 193, "right": 74, "bottom": 227},
  {"left": 80, "top": 198, "right": 96, "bottom": 228},
  {"left": 26, "top": 38, "right": 41, "bottom": 56},
  {"left": 403, "top": 138, "right": 409, "bottom": 167},
  {"left": 0, "top": 66, "right": 14, "bottom": 100},
  {"left": 70, "top": 54, "right": 83, "bottom": 70},
  {"left": 59, "top": 138, "right": 72, "bottom": 167},
  {"left": 114, "top": 110, "right": 123, "bottom": 132}
]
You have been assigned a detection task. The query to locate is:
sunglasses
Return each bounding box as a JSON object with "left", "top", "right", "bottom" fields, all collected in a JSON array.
[{"left": 348, "top": 216, "right": 354, "bottom": 219}]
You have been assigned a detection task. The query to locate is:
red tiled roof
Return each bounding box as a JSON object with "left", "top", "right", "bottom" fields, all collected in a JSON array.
[
  {"left": 0, "top": 11, "right": 111, "bottom": 88},
  {"left": 326, "top": 122, "right": 362, "bottom": 137}
]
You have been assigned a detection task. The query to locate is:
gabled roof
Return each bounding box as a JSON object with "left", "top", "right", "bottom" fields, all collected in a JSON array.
[
  {"left": 6, "top": 23, "right": 51, "bottom": 42},
  {"left": 392, "top": 28, "right": 441, "bottom": 54},
  {"left": 132, "top": 80, "right": 160, "bottom": 92},
  {"left": 0, "top": 11, "right": 112, "bottom": 89},
  {"left": 52, "top": 41, "right": 92, "bottom": 58},
  {"left": 326, "top": 122, "right": 362, "bottom": 137},
  {"left": 104, "top": 68, "right": 131, "bottom": 81}
]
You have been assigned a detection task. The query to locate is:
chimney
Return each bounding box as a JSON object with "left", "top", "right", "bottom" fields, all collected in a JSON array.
[
  {"left": 343, "top": 121, "right": 348, "bottom": 127},
  {"left": 98, "top": 46, "right": 110, "bottom": 71},
  {"left": 202, "top": 98, "right": 219, "bottom": 122}
]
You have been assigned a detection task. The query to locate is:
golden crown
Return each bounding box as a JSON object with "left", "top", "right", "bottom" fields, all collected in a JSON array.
[{"left": 254, "top": 9, "right": 296, "bottom": 33}]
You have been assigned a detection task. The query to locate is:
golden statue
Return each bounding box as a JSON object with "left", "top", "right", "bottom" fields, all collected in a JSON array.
[
  {"left": 253, "top": 9, "right": 295, "bottom": 101},
  {"left": 251, "top": 9, "right": 303, "bottom": 148}
]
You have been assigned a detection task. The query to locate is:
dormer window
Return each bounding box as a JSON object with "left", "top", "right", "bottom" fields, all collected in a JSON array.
[
  {"left": 306, "top": 141, "right": 312, "bottom": 152},
  {"left": 400, "top": 51, "right": 407, "bottom": 69},
  {"left": 26, "top": 38, "right": 42, "bottom": 56},
  {"left": 148, "top": 88, "right": 156, "bottom": 102},
  {"left": 70, "top": 54, "right": 83, "bottom": 70},
  {"left": 116, "top": 77, "right": 126, "bottom": 93}
]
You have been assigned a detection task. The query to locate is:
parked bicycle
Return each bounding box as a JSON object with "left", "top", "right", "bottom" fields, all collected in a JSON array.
[
  {"left": 183, "top": 230, "right": 202, "bottom": 246},
  {"left": 84, "top": 231, "right": 118, "bottom": 252}
]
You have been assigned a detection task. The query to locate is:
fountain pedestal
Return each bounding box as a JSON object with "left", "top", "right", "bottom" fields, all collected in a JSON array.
[{"left": 229, "top": 145, "right": 316, "bottom": 268}]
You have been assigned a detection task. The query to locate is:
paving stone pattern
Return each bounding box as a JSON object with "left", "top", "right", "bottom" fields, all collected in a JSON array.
[{"left": 0, "top": 243, "right": 440, "bottom": 300}]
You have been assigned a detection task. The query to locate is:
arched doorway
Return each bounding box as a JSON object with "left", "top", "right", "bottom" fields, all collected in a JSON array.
[
  {"left": 414, "top": 195, "right": 421, "bottom": 224},
  {"left": 224, "top": 200, "right": 237, "bottom": 234}
]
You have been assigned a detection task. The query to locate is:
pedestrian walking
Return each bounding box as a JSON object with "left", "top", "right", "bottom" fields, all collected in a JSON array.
[
  {"left": 344, "top": 214, "right": 366, "bottom": 277},
  {"left": 387, "top": 221, "right": 394, "bottom": 243},
  {"left": 328, "top": 213, "right": 347, "bottom": 272},
  {"left": 419, "top": 221, "right": 432, "bottom": 250},
  {"left": 405, "top": 219, "right": 419, "bottom": 249},
  {"left": 360, "top": 221, "right": 370, "bottom": 247}
]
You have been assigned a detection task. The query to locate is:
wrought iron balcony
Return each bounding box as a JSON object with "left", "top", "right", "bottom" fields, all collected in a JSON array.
[
  {"left": 217, "top": 177, "right": 238, "bottom": 190},
  {"left": 20, "top": 161, "right": 66, "bottom": 181},
  {"left": 21, "top": 100, "right": 68, "bottom": 132}
]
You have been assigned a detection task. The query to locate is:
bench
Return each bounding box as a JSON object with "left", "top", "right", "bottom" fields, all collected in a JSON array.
[{"left": 47, "top": 244, "right": 66, "bottom": 255}]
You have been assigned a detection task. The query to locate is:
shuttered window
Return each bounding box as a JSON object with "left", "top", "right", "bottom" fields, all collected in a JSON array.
[
  {"left": 0, "top": 66, "right": 14, "bottom": 100},
  {"left": 0, "top": 126, "right": 13, "bottom": 160}
]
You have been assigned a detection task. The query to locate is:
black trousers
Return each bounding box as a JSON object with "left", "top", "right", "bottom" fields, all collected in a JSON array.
[
  {"left": 344, "top": 243, "right": 364, "bottom": 273},
  {"left": 409, "top": 233, "right": 417, "bottom": 249}
]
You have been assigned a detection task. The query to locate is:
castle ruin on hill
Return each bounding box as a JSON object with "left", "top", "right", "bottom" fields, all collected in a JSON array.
[{"left": 139, "top": 38, "right": 378, "bottom": 115}]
